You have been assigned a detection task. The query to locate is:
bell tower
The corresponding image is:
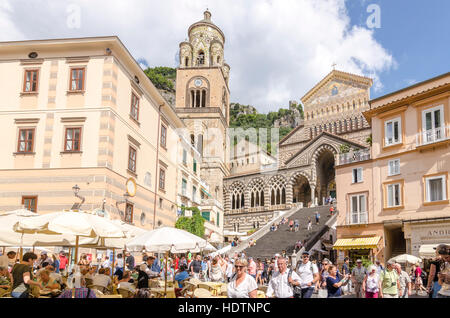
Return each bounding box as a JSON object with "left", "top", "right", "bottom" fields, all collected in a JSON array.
[{"left": 175, "top": 10, "right": 230, "bottom": 204}]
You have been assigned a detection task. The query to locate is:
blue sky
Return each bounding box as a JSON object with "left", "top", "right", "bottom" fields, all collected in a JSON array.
[
  {"left": 346, "top": 0, "right": 450, "bottom": 98},
  {"left": 1, "top": 0, "right": 449, "bottom": 111}
]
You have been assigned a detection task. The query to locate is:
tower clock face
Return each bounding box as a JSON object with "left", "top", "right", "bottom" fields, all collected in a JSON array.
[{"left": 194, "top": 79, "right": 203, "bottom": 87}]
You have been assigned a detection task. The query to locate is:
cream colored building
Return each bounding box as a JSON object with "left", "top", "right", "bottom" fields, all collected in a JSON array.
[
  {"left": 229, "top": 139, "right": 276, "bottom": 175},
  {"left": 0, "top": 36, "right": 185, "bottom": 229},
  {"left": 335, "top": 72, "right": 450, "bottom": 264}
]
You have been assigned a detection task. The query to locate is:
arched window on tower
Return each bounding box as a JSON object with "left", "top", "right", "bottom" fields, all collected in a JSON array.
[
  {"left": 201, "top": 90, "right": 206, "bottom": 107},
  {"left": 185, "top": 57, "right": 189, "bottom": 67},
  {"left": 334, "top": 122, "right": 337, "bottom": 133},
  {"left": 343, "top": 119, "right": 347, "bottom": 132},
  {"left": 197, "top": 51, "right": 205, "bottom": 66},
  {"left": 190, "top": 134, "right": 195, "bottom": 147},
  {"left": 217, "top": 56, "right": 221, "bottom": 64}
]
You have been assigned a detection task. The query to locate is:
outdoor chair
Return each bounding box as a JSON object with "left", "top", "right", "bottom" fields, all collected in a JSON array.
[
  {"left": 198, "top": 283, "right": 215, "bottom": 293},
  {"left": 117, "top": 288, "right": 135, "bottom": 298},
  {"left": 91, "top": 285, "right": 107, "bottom": 294}
]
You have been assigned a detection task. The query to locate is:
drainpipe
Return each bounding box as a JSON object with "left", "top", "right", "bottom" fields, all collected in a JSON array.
[{"left": 153, "top": 104, "right": 164, "bottom": 229}]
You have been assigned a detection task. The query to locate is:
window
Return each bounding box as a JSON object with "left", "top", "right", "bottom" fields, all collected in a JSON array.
[
  {"left": 128, "top": 146, "right": 137, "bottom": 173},
  {"left": 216, "top": 213, "right": 220, "bottom": 227},
  {"left": 22, "top": 196, "right": 37, "bottom": 212},
  {"left": 422, "top": 105, "right": 444, "bottom": 144},
  {"left": 69, "top": 68, "right": 85, "bottom": 91},
  {"left": 17, "top": 128, "right": 35, "bottom": 153},
  {"left": 384, "top": 117, "right": 402, "bottom": 146},
  {"left": 159, "top": 168, "right": 166, "bottom": 190},
  {"left": 130, "top": 93, "right": 140, "bottom": 121},
  {"left": 352, "top": 168, "right": 363, "bottom": 183},
  {"left": 23, "top": 70, "right": 39, "bottom": 92},
  {"left": 388, "top": 159, "right": 400, "bottom": 176},
  {"left": 159, "top": 198, "right": 163, "bottom": 209},
  {"left": 197, "top": 51, "right": 205, "bottom": 65},
  {"left": 182, "top": 179, "right": 187, "bottom": 196},
  {"left": 160, "top": 124, "right": 167, "bottom": 148},
  {"left": 125, "top": 202, "right": 133, "bottom": 223},
  {"left": 197, "top": 134, "right": 203, "bottom": 155},
  {"left": 193, "top": 159, "right": 197, "bottom": 173},
  {"left": 386, "top": 183, "right": 402, "bottom": 207},
  {"left": 350, "top": 194, "right": 367, "bottom": 224},
  {"left": 201, "top": 211, "right": 210, "bottom": 221},
  {"left": 190, "top": 134, "right": 195, "bottom": 146},
  {"left": 425, "top": 175, "right": 447, "bottom": 202},
  {"left": 182, "top": 149, "right": 187, "bottom": 165},
  {"left": 192, "top": 186, "right": 197, "bottom": 202},
  {"left": 64, "top": 127, "right": 81, "bottom": 151}
]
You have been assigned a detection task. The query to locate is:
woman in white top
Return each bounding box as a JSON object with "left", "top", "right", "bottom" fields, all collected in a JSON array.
[
  {"left": 209, "top": 256, "right": 224, "bottom": 282},
  {"left": 227, "top": 259, "right": 258, "bottom": 298},
  {"left": 362, "top": 265, "right": 380, "bottom": 298}
]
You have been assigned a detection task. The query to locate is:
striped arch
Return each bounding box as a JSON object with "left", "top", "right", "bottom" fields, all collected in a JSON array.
[
  {"left": 311, "top": 143, "right": 338, "bottom": 184},
  {"left": 289, "top": 170, "right": 312, "bottom": 186}
]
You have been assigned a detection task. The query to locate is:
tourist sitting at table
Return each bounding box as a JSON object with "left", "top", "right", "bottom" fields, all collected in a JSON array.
[
  {"left": 0, "top": 266, "right": 11, "bottom": 290},
  {"left": 144, "top": 256, "right": 161, "bottom": 278},
  {"left": 174, "top": 264, "right": 190, "bottom": 288},
  {"left": 118, "top": 271, "right": 136, "bottom": 294},
  {"left": 137, "top": 264, "right": 150, "bottom": 289},
  {"left": 58, "top": 273, "right": 96, "bottom": 298},
  {"left": 92, "top": 268, "right": 112, "bottom": 292},
  {"left": 227, "top": 258, "right": 258, "bottom": 298},
  {"left": 11, "top": 252, "right": 42, "bottom": 298},
  {"left": 46, "top": 265, "right": 64, "bottom": 288},
  {"left": 38, "top": 269, "right": 61, "bottom": 291}
]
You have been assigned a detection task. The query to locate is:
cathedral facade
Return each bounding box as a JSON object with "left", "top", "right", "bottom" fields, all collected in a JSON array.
[{"left": 174, "top": 11, "right": 374, "bottom": 233}]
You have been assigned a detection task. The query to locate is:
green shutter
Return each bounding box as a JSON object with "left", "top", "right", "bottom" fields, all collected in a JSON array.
[
  {"left": 216, "top": 213, "right": 220, "bottom": 226},
  {"left": 193, "top": 160, "right": 197, "bottom": 173},
  {"left": 201, "top": 211, "right": 210, "bottom": 221}
]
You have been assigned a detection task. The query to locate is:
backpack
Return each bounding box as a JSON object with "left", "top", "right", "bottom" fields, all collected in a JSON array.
[{"left": 288, "top": 269, "right": 302, "bottom": 294}]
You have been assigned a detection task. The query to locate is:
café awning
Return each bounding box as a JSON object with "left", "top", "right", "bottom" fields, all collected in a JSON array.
[{"left": 333, "top": 236, "right": 381, "bottom": 250}]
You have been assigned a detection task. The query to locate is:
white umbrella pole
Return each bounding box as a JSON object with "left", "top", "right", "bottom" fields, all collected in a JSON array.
[
  {"left": 123, "top": 246, "right": 126, "bottom": 274},
  {"left": 75, "top": 236, "right": 79, "bottom": 266},
  {"left": 111, "top": 249, "right": 115, "bottom": 278},
  {"left": 164, "top": 252, "right": 168, "bottom": 298}
]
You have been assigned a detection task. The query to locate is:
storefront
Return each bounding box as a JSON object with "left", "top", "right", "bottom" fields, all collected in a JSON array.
[
  {"left": 333, "top": 236, "right": 382, "bottom": 266},
  {"left": 403, "top": 219, "right": 450, "bottom": 258}
]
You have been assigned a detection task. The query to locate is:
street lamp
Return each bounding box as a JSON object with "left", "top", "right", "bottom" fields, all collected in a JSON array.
[{"left": 72, "top": 184, "right": 85, "bottom": 210}]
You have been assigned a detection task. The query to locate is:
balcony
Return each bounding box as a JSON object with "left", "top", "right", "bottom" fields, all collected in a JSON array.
[
  {"left": 338, "top": 149, "right": 371, "bottom": 166},
  {"left": 416, "top": 126, "right": 450, "bottom": 148},
  {"left": 346, "top": 212, "right": 368, "bottom": 225}
]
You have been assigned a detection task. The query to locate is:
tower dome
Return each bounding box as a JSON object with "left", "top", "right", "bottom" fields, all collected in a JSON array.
[{"left": 180, "top": 10, "right": 226, "bottom": 68}]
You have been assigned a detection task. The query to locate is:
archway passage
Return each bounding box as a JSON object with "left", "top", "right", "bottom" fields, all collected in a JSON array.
[
  {"left": 292, "top": 174, "right": 311, "bottom": 207},
  {"left": 316, "top": 149, "right": 336, "bottom": 205}
]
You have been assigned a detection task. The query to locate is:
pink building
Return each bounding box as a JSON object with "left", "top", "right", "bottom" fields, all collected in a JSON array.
[{"left": 335, "top": 72, "right": 450, "bottom": 265}]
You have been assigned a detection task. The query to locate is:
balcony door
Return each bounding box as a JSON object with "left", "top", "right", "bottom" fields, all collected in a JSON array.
[
  {"left": 422, "top": 105, "right": 444, "bottom": 143},
  {"left": 350, "top": 194, "right": 367, "bottom": 224}
]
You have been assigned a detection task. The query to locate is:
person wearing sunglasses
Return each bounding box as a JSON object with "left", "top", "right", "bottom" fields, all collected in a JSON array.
[
  {"left": 227, "top": 259, "right": 258, "bottom": 298},
  {"left": 266, "top": 257, "right": 301, "bottom": 298},
  {"left": 295, "top": 251, "right": 319, "bottom": 298}
]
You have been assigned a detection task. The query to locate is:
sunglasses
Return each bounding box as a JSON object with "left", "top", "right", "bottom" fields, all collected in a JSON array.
[
  {"left": 302, "top": 255, "right": 309, "bottom": 258},
  {"left": 235, "top": 265, "right": 245, "bottom": 269}
]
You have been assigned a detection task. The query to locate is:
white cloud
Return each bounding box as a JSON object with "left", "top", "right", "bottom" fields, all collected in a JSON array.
[{"left": 1, "top": 0, "right": 395, "bottom": 112}]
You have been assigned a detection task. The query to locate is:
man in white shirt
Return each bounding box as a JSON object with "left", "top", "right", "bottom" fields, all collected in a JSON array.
[
  {"left": 266, "top": 257, "right": 301, "bottom": 298},
  {"left": 273, "top": 254, "right": 280, "bottom": 272},
  {"left": 295, "top": 251, "right": 319, "bottom": 298},
  {"left": 92, "top": 268, "right": 112, "bottom": 290},
  {"left": 0, "top": 251, "right": 16, "bottom": 269},
  {"left": 226, "top": 258, "right": 234, "bottom": 282},
  {"left": 102, "top": 256, "right": 111, "bottom": 270}
]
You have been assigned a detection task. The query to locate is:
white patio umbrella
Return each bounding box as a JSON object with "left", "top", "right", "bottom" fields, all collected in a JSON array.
[
  {"left": 0, "top": 209, "right": 96, "bottom": 257},
  {"left": 126, "top": 227, "right": 208, "bottom": 297},
  {"left": 389, "top": 254, "right": 422, "bottom": 264},
  {"left": 14, "top": 210, "right": 126, "bottom": 264}
]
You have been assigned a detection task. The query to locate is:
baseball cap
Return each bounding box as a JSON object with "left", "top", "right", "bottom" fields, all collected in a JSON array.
[
  {"left": 434, "top": 244, "right": 449, "bottom": 255},
  {"left": 356, "top": 259, "right": 362, "bottom": 263},
  {"left": 387, "top": 259, "right": 395, "bottom": 266},
  {"left": 275, "top": 253, "right": 280, "bottom": 257},
  {"left": 41, "top": 251, "right": 48, "bottom": 255},
  {"left": 302, "top": 251, "right": 310, "bottom": 256}
]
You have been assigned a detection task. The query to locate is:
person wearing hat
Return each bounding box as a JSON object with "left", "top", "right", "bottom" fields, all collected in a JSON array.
[
  {"left": 37, "top": 251, "right": 52, "bottom": 270},
  {"left": 378, "top": 259, "right": 401, "bottom": 298},
  {"left": 295, "top": 251, "right": 319, "bottom": 298},
  {"left": 351, "top": 259, "right": 367, "bottom": 298}
]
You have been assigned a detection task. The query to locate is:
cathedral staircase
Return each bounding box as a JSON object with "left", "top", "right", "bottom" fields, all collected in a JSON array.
[{"left": 240, "top": 205, "right": 336, "bottom": 260}]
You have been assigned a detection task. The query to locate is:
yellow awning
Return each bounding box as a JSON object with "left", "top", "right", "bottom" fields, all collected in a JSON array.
[{"left": 333, "top": 236, "right": 381, "bottom": 250}]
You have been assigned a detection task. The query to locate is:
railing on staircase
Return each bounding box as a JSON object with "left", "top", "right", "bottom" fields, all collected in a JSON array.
[
  {"left": 227, "top": 205, "right": 301, "bottom": 256},
  {"left": 292, "top": 209, "right": 338, "bottom": 268}
]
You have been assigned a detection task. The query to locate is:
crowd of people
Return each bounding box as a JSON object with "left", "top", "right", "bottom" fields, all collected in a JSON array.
[{"left": 0, "top": 242, "right": 448, "bottom": 299}]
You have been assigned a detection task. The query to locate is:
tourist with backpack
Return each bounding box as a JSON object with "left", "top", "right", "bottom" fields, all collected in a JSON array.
[
  {"left": 295, "top": 251, "right": 319, "bottom": 298},
  {"left": 266, "top": 257, "right": 301, "bottom": 298},
  {"left": 351, "top": 259, "right": 367, "bottom": 298}
]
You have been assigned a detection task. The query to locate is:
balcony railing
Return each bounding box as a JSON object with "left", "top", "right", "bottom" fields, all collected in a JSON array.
[
  {"left": 338, "top": 149, "right": 371, "bottom": 166},
  {"left": 346, "top": 212, "right": 368, "bottom": 225},
  {"left": 416, "top": 126, "right": 450, "bottom": 147}
]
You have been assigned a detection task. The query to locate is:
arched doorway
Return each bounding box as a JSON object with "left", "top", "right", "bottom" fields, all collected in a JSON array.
[
  {"left": 292, "top": 174, "right": 311, "bottom": 207},
  {"left": 315, "top": 148, "right": 336, "bottom": 205}
]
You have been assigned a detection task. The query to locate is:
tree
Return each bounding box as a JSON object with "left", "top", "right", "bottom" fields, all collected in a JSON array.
[{"left": 175, "top": 206, "right": 205, "bottom": 238}]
